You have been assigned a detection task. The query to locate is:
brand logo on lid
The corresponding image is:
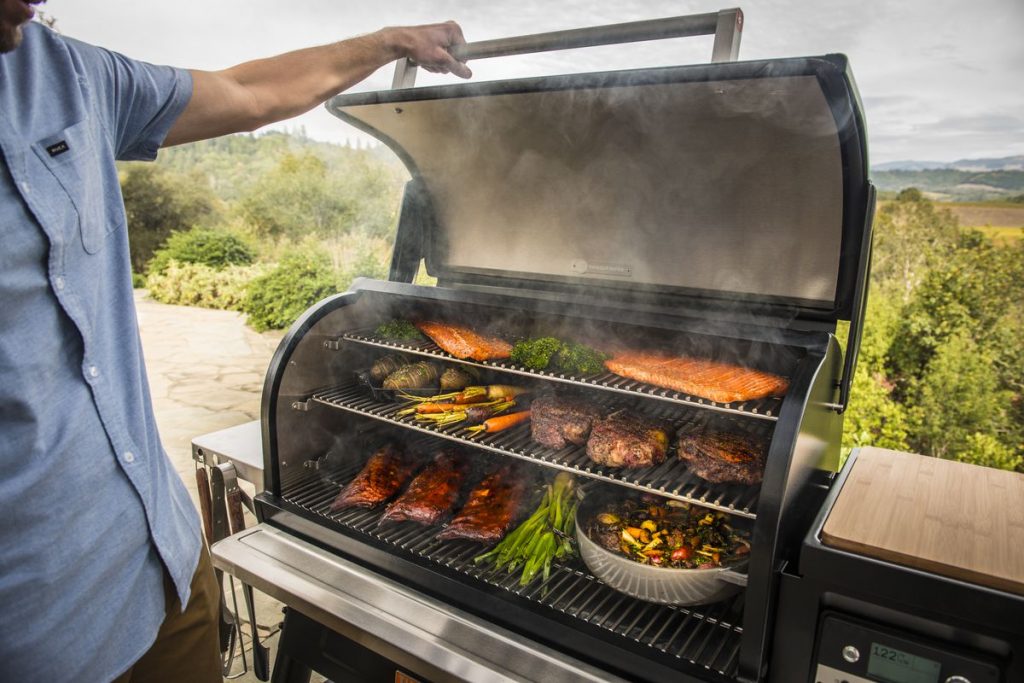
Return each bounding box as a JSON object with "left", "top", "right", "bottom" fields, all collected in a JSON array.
[{"left": 46, "top": 140, "right": 70, "bottom": 157}]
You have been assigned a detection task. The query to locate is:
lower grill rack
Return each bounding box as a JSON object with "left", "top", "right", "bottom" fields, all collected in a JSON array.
[{"left": 282, "top": 466, "right": 744, "bottom": 678}]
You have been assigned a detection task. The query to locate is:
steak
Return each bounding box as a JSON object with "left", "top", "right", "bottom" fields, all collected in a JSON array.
[
  {"left": 329, "top": 444, "right": 419, "bottom": 511},
  {"left": 382, "top": 449, "right": 472, "bottom": 525},
  {"left": 586, "top": 410, "right": 669, "bottom": 469},
  {"left": 676, "top": 428, "right": 767, "bottom": 485},
  {"left": 415, "top": 320, "right": 512, "bottom": 361},
  {"left": 436, "top": 463, "right": 528, "bottom": 544},
  {"left": 530, "top": 394, "right": 606, "bottom": 450},
  {"left": 604, "top": 351, "right": 789, "bottom": 403}
]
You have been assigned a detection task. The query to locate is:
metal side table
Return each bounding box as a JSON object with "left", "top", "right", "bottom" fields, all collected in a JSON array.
[{"left": 192, "top": 420, "right": 271, "bottom": 681}]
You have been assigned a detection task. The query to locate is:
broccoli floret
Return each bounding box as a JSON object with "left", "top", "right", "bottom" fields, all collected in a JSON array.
[
  {"left": 510, "top": 337, "right": 563, "bottom": 370},
  {"left": 374, "top": 319, "right": 422, "bottom": 341},
  {"left": 555, "top": 341, "right": 607, "bottom": 375}
]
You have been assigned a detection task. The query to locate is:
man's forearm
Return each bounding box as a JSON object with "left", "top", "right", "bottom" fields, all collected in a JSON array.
[
  {"left": 226, "top": 31, "right": 398, "bottom": 128},
  {"left": 165, "top": 23, "right": 469, "bottom": 147}
]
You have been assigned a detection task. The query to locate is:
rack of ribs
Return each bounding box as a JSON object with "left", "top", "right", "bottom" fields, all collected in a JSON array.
[
  {"left": 436, "top": 463, "right": 528, "bottom": 544},
  {"left": 382, "top": 449, "right": 472, "bottom": 525},
  {"left": 329, "top": 444, "right": 419, "bottom": 511}
]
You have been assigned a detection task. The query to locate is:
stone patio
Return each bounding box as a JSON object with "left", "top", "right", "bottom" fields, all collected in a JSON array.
[{"left": 135, "top": 291, "right": 327, "bottom": 682}]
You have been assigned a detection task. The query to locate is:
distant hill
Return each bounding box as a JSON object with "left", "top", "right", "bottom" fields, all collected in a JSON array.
[
  {"left": 146, "top": 130, "right": 404, "bottom": 201},
  {"left": 870, "top": 156, "right": 1024, "bottom": 200},
  {"left": 873, "top": 155, "right": 1024, "bottom": 172}
]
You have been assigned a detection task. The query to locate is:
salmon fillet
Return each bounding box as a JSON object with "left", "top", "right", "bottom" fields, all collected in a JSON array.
[
  {"left": 605, "top": 351, "right": 789, "bottom": 403},
  {"left": 415, "top": 321, "right": 512, "bottom": 361}
]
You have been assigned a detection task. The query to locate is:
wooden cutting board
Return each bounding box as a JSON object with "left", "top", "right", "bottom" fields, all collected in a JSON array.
[{"left": 821, "top": 447, "right": 1024, "bottom": 596}]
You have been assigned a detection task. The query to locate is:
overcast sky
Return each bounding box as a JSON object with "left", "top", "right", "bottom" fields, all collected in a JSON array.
[{"left": 41, "top": 0, "right": 1024, "bottom": 165}]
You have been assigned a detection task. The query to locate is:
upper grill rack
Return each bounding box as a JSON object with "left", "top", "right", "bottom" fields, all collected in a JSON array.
[
  {"left": 308, "top": 381, "right": 764, "bottom": 517},
  {"left": 283, "top": 462, "right": 744, "bottom": 678},
  {"left": 337, "top": 330, "right": 782, "bottom": 422}
]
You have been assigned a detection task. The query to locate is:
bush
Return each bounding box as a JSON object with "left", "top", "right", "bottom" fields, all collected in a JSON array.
[
  {"left": 242, "top": 246, "right": 339, "bottom": 331},
  {"left": 146, "top": 261, "right": 266, "bottom": 311},
  {"left": 148, "top": 227, "right": 256, "bottom": 276}
]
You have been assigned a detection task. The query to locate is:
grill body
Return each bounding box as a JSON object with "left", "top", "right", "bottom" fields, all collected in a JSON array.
[{"left": 255, "top": 280, "right": 846, "bottom": 681}]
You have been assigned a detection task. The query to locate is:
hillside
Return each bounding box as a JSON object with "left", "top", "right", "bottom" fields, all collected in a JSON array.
[
  {"left": 152, "top": 130, "right": 406, "bottom": 201},
  {"left": 871, "top": 169, "right": 1024, "bottom": 201}
]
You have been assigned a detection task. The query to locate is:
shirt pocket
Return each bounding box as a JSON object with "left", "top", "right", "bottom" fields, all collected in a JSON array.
[{"left": 32, "top": 119, "right": 125, "bottom": 255}]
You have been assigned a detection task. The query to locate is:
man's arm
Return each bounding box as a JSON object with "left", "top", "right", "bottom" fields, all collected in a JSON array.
[{"left": 164, "top": 22, "right": 470, "bottom": 147}]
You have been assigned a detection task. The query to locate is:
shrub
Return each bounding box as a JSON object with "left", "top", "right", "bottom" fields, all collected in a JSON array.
[
  {"left": 242, "top": 246, "right": 339, "bottom": 331},
  {"left": 146, "top": 261, "right": 266, "bottom": 311},
  {"left": 148, "top": 227, "right": 256, "bottom": 276}
]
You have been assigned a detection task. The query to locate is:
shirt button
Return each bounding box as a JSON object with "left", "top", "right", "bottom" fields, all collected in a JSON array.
[
  {"left": 55, "top": 276, "right": 66, "bottom": 290},
  {"left": 88, "top": 365, "right": 99, "bottom": 378},
  {"left": 19, "top": 181, "right": 30, "bottom": 194},
  {"left": 123, "top": 451, "right": 135, "bottom": 463}
]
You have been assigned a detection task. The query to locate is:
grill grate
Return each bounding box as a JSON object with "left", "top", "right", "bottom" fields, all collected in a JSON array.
[
  {"left": 309, "top": 381, "right": 764, "bottom": 518},
  {"left": 339, "top": 331, "right": 782, "bottom": 422},
  {"left": 283, "top": 463, "right": 744, "bottom": 677}
]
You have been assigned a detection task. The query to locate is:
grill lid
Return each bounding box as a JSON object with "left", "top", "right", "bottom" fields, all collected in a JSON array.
[{"left": 327, "top": 54, "right": 871, "bottom": 321}]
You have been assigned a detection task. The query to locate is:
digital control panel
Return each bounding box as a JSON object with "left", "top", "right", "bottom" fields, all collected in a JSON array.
[{"left": 812, "top": 613, "right": 1001, "bottom": 683}]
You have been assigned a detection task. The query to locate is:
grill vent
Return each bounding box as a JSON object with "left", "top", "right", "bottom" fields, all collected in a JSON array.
[
  {"left": 283, "top": 458, "right": 743, "bottom": 677},
  {"left": 340, "top": 330, "right": 782, "bottom": 421},
  {"left": 311, "top": 381, "right": 764, "bottom": 518}
]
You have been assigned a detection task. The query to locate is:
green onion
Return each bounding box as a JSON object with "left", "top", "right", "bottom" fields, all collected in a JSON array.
[{"left": 475, "top": 473, "right": 578, "bottom": 586}]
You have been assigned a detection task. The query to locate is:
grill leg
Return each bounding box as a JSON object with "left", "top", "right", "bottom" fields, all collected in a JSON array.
[{"left": 271, "top": 608, "right": 313, "bottom": 683}]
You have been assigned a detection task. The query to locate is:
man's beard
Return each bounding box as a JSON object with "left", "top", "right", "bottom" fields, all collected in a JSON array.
[{"left": 0, "top": 22, "right": 24, "bottom": 53}]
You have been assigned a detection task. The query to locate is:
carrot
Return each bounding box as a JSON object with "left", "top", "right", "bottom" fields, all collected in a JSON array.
[{"left": 465, "top": 410, "right": 531, "bottom": 434}]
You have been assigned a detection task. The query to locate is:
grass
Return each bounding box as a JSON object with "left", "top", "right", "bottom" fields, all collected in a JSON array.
[
  {"left": 970, "top": 226, "right": 1024, "bottom": 244},
  {"left": 933, "top": 201, "right": 1024, "bottom": 244}
]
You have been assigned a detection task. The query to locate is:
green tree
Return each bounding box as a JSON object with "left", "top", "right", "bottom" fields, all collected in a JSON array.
[
  {"left": 237, "top": 152, "right": 355, "bottom": 240},
  {"left": 869, "top": 188, "right": 959, "bottom": 302},
  {"left": 120, "top": 164, "right": 217, "bottom": 273},
  {"left": 906, "top": 331, "right": 1013, "bottom": 460},
  {"left": 841, "top": 295, "right": 910, "bottom": 453},
  {"left": 888, "top": 231, "right": 1024, "bottom": 386}
]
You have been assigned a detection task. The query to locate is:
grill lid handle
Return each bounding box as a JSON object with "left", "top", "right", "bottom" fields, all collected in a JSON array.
[{"left": 392, "top": 8, "right": 743, "bottom": 88}]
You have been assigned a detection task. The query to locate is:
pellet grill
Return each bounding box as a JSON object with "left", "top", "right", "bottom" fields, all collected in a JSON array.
[{"left": 207, "top": 9, "right": 1024, "bottom": 683}]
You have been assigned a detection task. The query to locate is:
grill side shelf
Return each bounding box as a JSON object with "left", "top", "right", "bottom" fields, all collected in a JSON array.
[
  {"left": 339, "top": 331, "right": 782, "bottom": 422},
  {"left": 310, "top": 382, "right": 762, "bottom": 518}
]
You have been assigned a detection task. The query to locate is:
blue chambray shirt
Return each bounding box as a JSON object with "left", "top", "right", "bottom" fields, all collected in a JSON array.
[{"left": 0, "top": 23, "right": 201, "bottom": 682}]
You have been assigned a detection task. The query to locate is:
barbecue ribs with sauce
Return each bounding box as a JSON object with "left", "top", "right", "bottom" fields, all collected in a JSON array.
[
  {"left": 586, "top": 410, "right": 669, "bottom": 469},
  {"left": 676, "top": 428, "right": 767, "bottom": 485},
  {"left": 329, "top": 444, "right": 418, "bottom": 511},
  {"left": 382, "top": 449, "right": 471, "bottom": 525},
  {"left": 530, "top": 394, "right": 606, "bottom": 450},
  {"left": 436, "top": 464, "right": 527, "bottom": 544}
]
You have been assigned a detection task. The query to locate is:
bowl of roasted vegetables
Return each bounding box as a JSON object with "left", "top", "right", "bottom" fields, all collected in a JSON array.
[{"left": 576, "top": 493, "right": 750, "bottom": 605}]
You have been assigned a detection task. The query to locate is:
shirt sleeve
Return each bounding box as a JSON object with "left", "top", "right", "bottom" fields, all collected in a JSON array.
[{"left": 59, "top": 34, "right": 193, "bottom": 162}]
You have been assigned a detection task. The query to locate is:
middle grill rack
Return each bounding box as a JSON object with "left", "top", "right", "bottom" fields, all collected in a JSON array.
[{"left": 306, "top": 381, "right": 764, "bottom": 518}]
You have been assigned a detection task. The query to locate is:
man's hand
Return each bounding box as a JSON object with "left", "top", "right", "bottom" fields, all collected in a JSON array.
[
  {"left": 383, "top": 21, "right": 472, "bottom": 78},
  {"left": 165, "top": 20, "right": 471, "bottom": 147}
]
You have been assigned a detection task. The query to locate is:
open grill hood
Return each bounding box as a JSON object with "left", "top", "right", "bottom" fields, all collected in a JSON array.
[{"left": 327, "top": 55, "right": 872, "bottom": 321}]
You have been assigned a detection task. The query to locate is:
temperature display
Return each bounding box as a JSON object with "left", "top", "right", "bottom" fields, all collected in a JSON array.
[{"left": 868, "top": 642, "right": 942, "bottom": 683}]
